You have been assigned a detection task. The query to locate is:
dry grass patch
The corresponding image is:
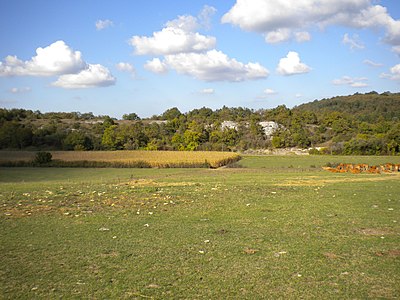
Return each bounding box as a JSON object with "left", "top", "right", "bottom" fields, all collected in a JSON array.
[
  {"left": 122, "top": 179, "right": 199, "bottom": 188},
  {"left": 0, "top": 150, "right": 241, "bottom": 168},
  {"left": 275, "top": 173, "right": 400, "bottom": 187},
  {"left": 358, "top": 228, "right": 395, "bottom": 236},
  {"left": 375, "top": 250, "right": 400, "bottom": 257}
]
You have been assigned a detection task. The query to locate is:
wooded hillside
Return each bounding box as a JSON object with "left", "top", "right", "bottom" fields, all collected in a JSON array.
[
  {"left": 294, "top": 91, "right": 400, "bottom": 122},
  {"left": 1, "top": 92, "right": 399, "bottom": 155}
]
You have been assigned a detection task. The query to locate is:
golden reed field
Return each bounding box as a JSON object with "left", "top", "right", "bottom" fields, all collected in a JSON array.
[{"left": 0, "top": 150, "right": 241, "bottom": 168}]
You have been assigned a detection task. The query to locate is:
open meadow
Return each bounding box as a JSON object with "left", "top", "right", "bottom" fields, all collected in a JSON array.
[{"left": 0, "top": 155, "right": 399, "bottom": 299}]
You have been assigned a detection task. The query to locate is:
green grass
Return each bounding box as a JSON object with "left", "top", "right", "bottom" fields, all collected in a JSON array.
[
  {"left": 239, "top": 154, "right": 400, "bottom": 169},
  {"left": 0, "top": 156, "right": 399, "bottom": 299}
]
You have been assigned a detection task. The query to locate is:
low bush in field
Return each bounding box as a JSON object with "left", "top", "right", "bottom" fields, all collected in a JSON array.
[{"left": 34, "top": 151, "right": 52, "bottom": 165}]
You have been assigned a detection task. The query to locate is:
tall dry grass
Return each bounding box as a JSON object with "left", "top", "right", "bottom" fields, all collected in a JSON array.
[{"left": 0, "top": 151, "right": 241, "bottom": 168}]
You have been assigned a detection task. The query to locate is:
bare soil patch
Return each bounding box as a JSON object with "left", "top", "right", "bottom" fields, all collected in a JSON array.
[
  {"left": 375, "top": 250, "right": 400, "bottom": 257},
  {"left": 358, "top": 228, "right": 394, "bottom": 236},
  {"left": 276, "top": 173, "right": 400, "bottom": 187}
]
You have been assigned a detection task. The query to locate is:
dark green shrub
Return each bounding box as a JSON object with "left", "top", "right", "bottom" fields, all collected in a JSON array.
[{"left": 34, "top": 151, "right": 52, "bottom": 164}]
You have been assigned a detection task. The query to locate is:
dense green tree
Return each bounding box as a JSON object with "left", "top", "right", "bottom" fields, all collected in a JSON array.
[
  {"left": 102, "top": 116, "right": 115, "bottom": 129},
  {"left": 171, "top": 133, "right": 185, "bottom": 150},
  {"left": 63, "top": 131, "right": 93, "bottom": 150},
  {"left": 101, "top": 125, "right": 120, "bottom": 150},
  {"left": 0, "top": 122, "right": 33, "bottom": 149},
  {"left": 162, "top": 107, "right": 182, "bottom": 121},
  {"left": 122, "top": 113, "right": 141, "bottom": 120}
]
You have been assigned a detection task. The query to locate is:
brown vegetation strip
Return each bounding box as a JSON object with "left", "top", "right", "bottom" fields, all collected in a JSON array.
[
  {"left": 323, "top": 163, "right": 400, "bottom": 174},
  {"left": 275, "top": 173, "right": 400, "bottom": 187},
  {"left": 0, "top": 150, "right": 241, "bottom": 168}
]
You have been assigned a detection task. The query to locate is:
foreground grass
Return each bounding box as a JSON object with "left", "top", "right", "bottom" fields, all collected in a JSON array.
[{"left": 0, "top": 156, "right": 399, "bottom": 299}]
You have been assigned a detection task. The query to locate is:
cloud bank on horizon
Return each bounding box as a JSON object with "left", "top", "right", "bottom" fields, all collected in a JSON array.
[{"left": 0, "top": 0, "right": 399, "bottom": 117}]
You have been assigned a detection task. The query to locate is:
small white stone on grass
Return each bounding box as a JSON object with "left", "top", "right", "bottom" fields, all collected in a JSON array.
[{"left": 274, "top": 251, "right": 287, "bottom": 257}]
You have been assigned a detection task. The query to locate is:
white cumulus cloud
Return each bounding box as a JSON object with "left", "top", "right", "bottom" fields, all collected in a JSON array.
[
  {"left": 265, "top": 29, "right": 291, "bottom": 44},
  {"left": 95, "top": 19, "right": 114, "bottom": 30},
  {"left": 116, "top": 62, "right": 135, "bottom": 73},
  {"left": 343, "top": 33, "right": 365, "bottom": 50},
  {"left": 52, "top": 64, "right": 116, "bottom": 89},
  {"left": 164, "top": 50, "right": 269, "bottom": 82},
  {"left": 144, "top": 58, "right": 168, "bottom": 74},
  {"left": 363, "top": 59, "right": 383, "bottom": 67},
  {"left": 257, "top": 88, "right": 277, "bottom": 99},
  {"left": 0, "top": 40, "right": 116, "bottom": 89},
  {"left": 295, "top": 31, "right": 312, "bottom": 42},
  {"left": 129, "top": 14, "right": 216, "bottom": 56},
  {"left": 9, "top": 87, "right": 31, "bottom": 93},
  {"left": 277, "top": 51, "right": 311, "bottom": 76},
  {"left": 380, "top": 64, "right": 400, "bottom": 81},
  {"left": 264, "top": 88, "right": 277, "bottom": 95},
  {"left": 200, "top": 88, "right": 215, "bottom": 94},
  {"left": 222, "top": 0, "right": 400, "bottom": 46},
  {"left": 198, "top": 5, "right": 217, "bottom": 30},
  {"left": 392, "top": 46, "right": 400, "bottom": 55},
  {"left": 134, "top": 8, "right": 268, "bottom": 82},
  {"left": 332, "top": 75, "right": 368, "bottom": 87},
  {"left": 0, "top": 40, "right": 85, "bottom": 76}
]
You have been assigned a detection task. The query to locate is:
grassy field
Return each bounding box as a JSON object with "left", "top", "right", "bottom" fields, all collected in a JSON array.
[
  {"left": 0, "top": 150, "right": 240, "bottom": 168},
  {"left": 0, "top": 155, "right": 399, "bottom": 299}
]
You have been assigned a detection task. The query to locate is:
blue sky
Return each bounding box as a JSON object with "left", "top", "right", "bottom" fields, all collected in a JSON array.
[{"left": 0, "top": 0, "right": 399, "bottom": 118}]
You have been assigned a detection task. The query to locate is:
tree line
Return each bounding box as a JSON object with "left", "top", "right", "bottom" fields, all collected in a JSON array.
[{"left": 1, "top": 92, "right": 399, "bottom": 155}]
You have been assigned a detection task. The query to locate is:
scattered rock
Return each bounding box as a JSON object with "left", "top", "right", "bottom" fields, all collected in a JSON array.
[
  {"left": 244, "top": 248, "right": 258, "bottom": 254},
  {"left": 323, "top": 252, "right": 338, "bottom": 259},
  {"left": 274, "top": 251, "right": 287, "bottom": 257}
]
